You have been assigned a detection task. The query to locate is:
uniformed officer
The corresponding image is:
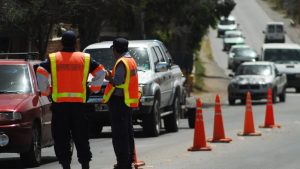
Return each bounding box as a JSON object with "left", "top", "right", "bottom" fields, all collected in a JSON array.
[
  {"left": 102, "top": 38, "right": 140, "bottom": 169},
  {"left": 36, "top": 31, "right": 106, "bottom": 169}
]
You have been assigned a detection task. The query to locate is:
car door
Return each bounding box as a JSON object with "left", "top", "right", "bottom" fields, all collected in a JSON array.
[{"left": 152, "top": 46, "right": 171, "bottom": 107}]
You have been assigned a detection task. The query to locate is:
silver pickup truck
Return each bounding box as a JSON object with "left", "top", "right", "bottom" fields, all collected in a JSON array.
[{"left": 84, "top": 40, "right": 187, "bottom": 137}]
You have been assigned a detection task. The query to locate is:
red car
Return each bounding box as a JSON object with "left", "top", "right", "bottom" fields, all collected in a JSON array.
[{"left": 0, "top": 59, "right": 53, "bottom": 167}]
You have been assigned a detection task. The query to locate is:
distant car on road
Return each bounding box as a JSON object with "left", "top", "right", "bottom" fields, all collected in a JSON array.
[
  {"left": 263, "top": 22, "right": 286, "bottom": 43},
  {"left": 261, "top": 43, "right": 300, "bottom": 92},
  {"left": 228, "top": 61, "right": 287, "bottom": 105},
  {"left": 223, "top": 30, "right": 245, "bottom": 51},
  {"left": 0, "top": 56, "right": 53, "bottom": 167},
  {"left": 228, "top": 44, "right": 250, "bottom": 69},
  {"left": 217, "top": 15, "right": 238, "bottom": 37},
  {"left": 230, "top": 47, "right": 259, "bottom": 72}
]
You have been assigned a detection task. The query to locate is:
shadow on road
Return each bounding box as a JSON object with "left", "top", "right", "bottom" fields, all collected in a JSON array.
[{"left": 0, "top": 156, "right": 57, "bottom": 169}]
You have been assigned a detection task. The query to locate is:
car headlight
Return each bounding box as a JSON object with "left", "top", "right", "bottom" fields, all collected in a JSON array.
[{"left": 0, "top": 112, "right": 22, "bottom": 121}]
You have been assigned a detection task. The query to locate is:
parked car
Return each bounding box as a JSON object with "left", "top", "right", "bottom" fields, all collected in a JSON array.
[
  {"left": 230, "top": 47, "right": 259, "bottom": 72},
  {"left": 228, "top": 61, "right": 287, "bottom": 105},
  {"left": 263, "top": 22, "right": 286, "bottom": 43},
  {"left": 84, "top": 40, "right": 187, "bottom": 137},
  {"left": 261, "top": 43, "right": 300, "bottom": 92},
  {"left": 0, "top": 55, "right": 53, "bottom": 167},
  {"left": 223, "top": 30, "right": 245, "bottom": 51},
  {"left": 228, "top": 44, "right": 250, "bottom": 69},
  {"left": 217, "top": 15, "right": 238, "bottom": 37}
]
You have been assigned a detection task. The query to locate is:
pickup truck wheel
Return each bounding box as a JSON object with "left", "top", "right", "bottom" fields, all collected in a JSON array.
[
  {"left": 143, "top": 99, "right": 160, "bottom": 137},
  {"left": 187, "top": 108, "right": 196, "bottom": 128},
  {"left": 279, "top": 87, "right": 286, "bottom": 102},
  {"left": 272, "top": 88, "right": 277, "bottom": 104},
  {"left": 164, "top": 95, "right": 180, "bottom": 132},
  {"left": 228, "top": 96, "right": 235, "bottom": 105},
  {"left": 20, "top": 123, "right": 41, "bottom": 167}
]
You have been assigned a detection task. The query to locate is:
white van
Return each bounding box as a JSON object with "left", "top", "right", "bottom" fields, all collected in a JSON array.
[
  {"left": 263, "top": 22, "right": 286, "bottom": 43},
  {"left": 261, "top": 43, "right": 300, "bottom": 92}
]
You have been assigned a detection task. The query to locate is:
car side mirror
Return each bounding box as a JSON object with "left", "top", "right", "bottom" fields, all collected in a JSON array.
[
  {"left": 262, "top": 30, "right": 265, "bottom": 34},
  {"left": 155, "top": 62, "right": 168, "bottom": 72},
  {"left": 228, "top": 73, "right": 234, "bottom": 77}
]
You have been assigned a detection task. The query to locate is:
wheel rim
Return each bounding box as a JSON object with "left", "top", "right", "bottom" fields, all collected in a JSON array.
[
  {"left": 154, "top": 101, "right": 160, "bottom": 134},
  {"left": 33, "top": 127, "right": 41, "bottom": 163},
  {"left": 174, "top": 97, "right": 180, "bottom": 127}
]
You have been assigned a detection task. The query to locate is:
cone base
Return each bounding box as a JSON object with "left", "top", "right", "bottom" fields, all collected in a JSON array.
[
  {"left": 259, "top": 124, "right": 281, "bottom": 128},
  {"left": 188, "top": 146, "right": 212, "bottom": 151},
  {"left": 207, "top": 137, "right": 232, "bottom": 143},
  {"left": 133, "top": 161, "right": 145, "bottom": 169},
  {"left": 237, "top": 131, "right": 262, "bottom": 136}
]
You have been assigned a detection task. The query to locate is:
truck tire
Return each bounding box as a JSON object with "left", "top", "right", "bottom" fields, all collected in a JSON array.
[
  {"left": 143, "top": 99, "right": 161, "bottom": 137},
  {"left": 164, "top": 95, "right": 180, "bottom": 132},
  {"left": 20, "top": 122, "right": 41, "bottom": 167},
  {"left": 187, "top": 108, "right": 195, "bottom": 128},
  {"left": 279, "top": 87, "right": 286, "bottom": 102}
]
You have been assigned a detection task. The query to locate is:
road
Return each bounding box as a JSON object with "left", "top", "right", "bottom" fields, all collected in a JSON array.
[{"left": 1, "top": 0, "right": 300, "bottom": 169}]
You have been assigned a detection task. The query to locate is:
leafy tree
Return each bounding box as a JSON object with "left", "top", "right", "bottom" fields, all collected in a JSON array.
[{"left": 0, "top": 0, "right": 58, "bottom": 59}]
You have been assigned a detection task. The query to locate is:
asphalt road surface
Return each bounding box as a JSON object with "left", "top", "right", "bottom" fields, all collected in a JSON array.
[{"left": 1, "top": 0, "right": 300, "bottom": 169}]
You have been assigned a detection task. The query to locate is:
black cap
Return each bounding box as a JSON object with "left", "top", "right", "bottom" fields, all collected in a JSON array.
[
  {"left": 111, "top": 38, "right": 129, "bottom": 54},
  {"left": 61, "top": 31, "right": 76, "bottom": 47}
]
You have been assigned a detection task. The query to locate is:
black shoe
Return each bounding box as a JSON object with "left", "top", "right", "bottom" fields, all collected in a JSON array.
[
  {"left": 82, "top": 162, "right": 90, "bottom": 169},
  {"left": 62, "top": 164, "right": 71, "bottom": 169}
]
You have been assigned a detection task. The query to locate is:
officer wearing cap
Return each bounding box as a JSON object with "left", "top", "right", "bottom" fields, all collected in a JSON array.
[
  {"left": 102, "top": 38, "right": 140, "bottom": 169},
  {"left": 36, "top": 31, "right": 106, "bottom": 169}
]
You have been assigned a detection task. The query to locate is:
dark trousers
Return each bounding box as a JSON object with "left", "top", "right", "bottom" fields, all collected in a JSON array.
[
  {"left": 51, "top": 102, "right": 92, "bottom": 166},
  {"left": 108, "top": 96, "right": 134, "bottom": 169}
]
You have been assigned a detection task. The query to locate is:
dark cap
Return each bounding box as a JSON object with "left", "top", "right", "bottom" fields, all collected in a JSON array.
[
  {"left": 61, "top": 31, "right": 76, "bottom": 47},
  {"left": 111, "top": 38, "right": 129, "bottom": 54}
]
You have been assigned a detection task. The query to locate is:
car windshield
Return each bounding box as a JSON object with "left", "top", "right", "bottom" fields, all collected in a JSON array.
[
  {"left": 236, "top": 65, "right": 272, "bottom": 76},
  {"left": 264, "top": 49, "right": 300, "bottom": 63},
  {"left": 234, "top": 49, "right": 256, "bottom": 57},
  {"left": 85, "top": 47, "right": 150, "bottom": 71},
  {"left": 225, "top": 33, "right": 241, "bottom": 38},
  {"left": 220, "top": 19, "right": 235, "bottom": 25},
  {"left": 0, "top": 65, "right": 32, "bottom": 94}
]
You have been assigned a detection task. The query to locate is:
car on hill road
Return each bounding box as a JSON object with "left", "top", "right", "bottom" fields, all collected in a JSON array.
[
  {"left": 223, "top": 30, "right": 245, "bottom": 51},
  {"left": 228, "top": 61, "right": 287, "bottom": 105}
]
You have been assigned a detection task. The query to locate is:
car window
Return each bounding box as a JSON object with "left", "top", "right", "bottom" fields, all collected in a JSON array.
[
  {"left": 220, "top": 19, "right": 235, "bottom": 25},
  {"left": 151, "top": 47, "right": 159, "bottom": 65},
  {"left": 267, "top": 25, "right": 275, "bottom": 33},
  {"left": 85, "top": 47, "right": 151, "bottom": 70},
  {"left": 264, "top": 49, "right": 300, "bottom": 63},
  {"left": 154, "top": 46, "right": 165, "bottom": 62},
  {"left": 236, "top": 65, "right": 272, "bottom": 76},
  {"left": 276, "top": 25, "right": 283, "bottom": 32},
  {"left": 0, "top": 65, "right": 32, "bottom": 94},
  {"left": 234, "top": 49, "right": 256, "bottom": 57},
  {"left": 225, "top": 32, "right": 241, "bottom": 38}
]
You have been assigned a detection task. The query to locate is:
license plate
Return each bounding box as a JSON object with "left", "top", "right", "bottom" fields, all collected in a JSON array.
[{"left": 94, "top": 104, "right": 108, "bottom": 112}]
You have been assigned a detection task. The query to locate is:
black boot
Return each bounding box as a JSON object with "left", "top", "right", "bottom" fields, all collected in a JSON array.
[
  {"left": 61, "top": 163, "right": 71, "bottom": 169},
  {"left": 82, "top": 162, "right": 89, "bottom": 169}
]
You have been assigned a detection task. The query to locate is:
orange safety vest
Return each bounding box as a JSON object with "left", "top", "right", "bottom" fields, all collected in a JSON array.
[
  {"left": 49, "top": 52, "right": 90, "bottom": 103},
  {"left": 102, "top": 56, "right": 140, "bottom": 108}
]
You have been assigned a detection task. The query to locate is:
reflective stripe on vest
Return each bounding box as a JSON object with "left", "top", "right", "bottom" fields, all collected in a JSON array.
[
  {"left": 102, "top": 57, "right": 139, "bottom": 107},
  {"left": 50, "top": 53, "right": 90, "bottom": 103}
]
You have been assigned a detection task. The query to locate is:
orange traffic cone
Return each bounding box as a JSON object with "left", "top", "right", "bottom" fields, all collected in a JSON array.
[
  {"left": 237, "top": 92, "right": 262, "bottom": 136},
  {"left": 207, "top": 95, "right": 232, "bottom": 143},
  {"left": 259, "top": 88, "right": 281, "bottom": 128},
  {"left": 188, "top": 98, "right": 212, "bottom": 151},
  {"left": 133, "top": 145, "right": 145, "bottom": 169}
]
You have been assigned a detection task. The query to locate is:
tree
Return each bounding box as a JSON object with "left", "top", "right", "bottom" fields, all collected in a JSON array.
[
  {"left": 0, "top": 0, "right": 58, "bottom": 59},
  {"left": 216, "top": 0, "right": 236, "bottom": 18}
]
